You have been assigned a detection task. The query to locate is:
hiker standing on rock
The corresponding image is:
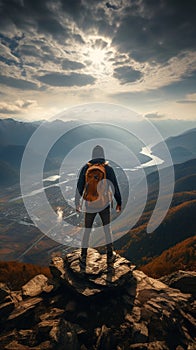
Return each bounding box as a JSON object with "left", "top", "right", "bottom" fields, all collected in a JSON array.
[{"left": 75, "top": 145, "right": 122, "bottom": 266}]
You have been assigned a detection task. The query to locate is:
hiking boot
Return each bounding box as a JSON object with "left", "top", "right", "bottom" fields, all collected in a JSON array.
[
  {"left": 79, "top": 254, "right": 87, "bottom": 267},
  {"left": 107, "top": 251, "right": 116, "bottom": 264}
]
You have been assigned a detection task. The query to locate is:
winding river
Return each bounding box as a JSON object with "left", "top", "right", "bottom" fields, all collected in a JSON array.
[{"left": 11, "top": 145, "right": 164, "bottom": 202}]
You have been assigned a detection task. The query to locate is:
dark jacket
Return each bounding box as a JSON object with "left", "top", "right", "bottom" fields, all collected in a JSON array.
[{"left": 75, "top": 158, "right": 122, "bottom": 207}]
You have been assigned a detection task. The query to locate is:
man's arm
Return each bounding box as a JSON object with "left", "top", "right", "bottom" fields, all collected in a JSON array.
[
  {"left": 75, "top": 165, "right": 87, "bottom": 209},
  {"left": 107, "top": 166, "right": 122, "bottom": 208}
]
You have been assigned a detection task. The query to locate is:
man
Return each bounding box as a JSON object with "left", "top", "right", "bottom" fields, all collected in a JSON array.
[{"left": 75, "top": 145, "right": 122, "bottom": 265}]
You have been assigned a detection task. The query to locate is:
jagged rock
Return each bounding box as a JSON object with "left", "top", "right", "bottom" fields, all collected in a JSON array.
[
  {"left": 49, "top": 318, "right": 79, "bottom": 350},
  {"left": 39, "top": 307, "right": 64, "bottom": 321},
  {"left": 22, "top": 274, "right": 53, "bottom": 297},
  {"left": 0, "top": 283, "right": 11, "bottom": 304},
  {"left": 129, "top": 341, "right": 169, "bottom": 349},
  {"left": 50, "top": 248, "right": 136, "bottom": 297},
  {"left": 36, "top": 319, "right": 58, "bottom": 343},
  {"left": 17, "top": 329, "right": 34, "bottom": 344},
  {"left": 0, "top": 250, "right": 196, "bottom": 349},
  {"left": 50, "top": 256, "right": 65, "bottom": 279},
  {"left": 132, "top": 322, "right": 149, "bottom": 343},
  {"left": 7, "top": 297, "right": 43, "bottom": 329},
  {"left": 4, "top": 340, "right": 32, "bottom": 349},
  {"left": 0, "top": 285, "right": 15, "bottom": 327},
  {"left": 0, "top": 330, "right": 17, "bottom": 345},
  {"left": 160, "top": 270, "right": 196, "bottom": 297},
  {"left": 10, "top": 290, "right": 23, "bottom": 304},
  {"left": 95, "top": 324, "right": 117, "bottom": 350},
  {"left": 0, "top": 301, "right": 15, "bottom": 321},
  {"left": 36, "top": 341, "right": 53, "bottom": 349},
  {"left": 133, "top": 270, "right": 196, "bottom": 348}
]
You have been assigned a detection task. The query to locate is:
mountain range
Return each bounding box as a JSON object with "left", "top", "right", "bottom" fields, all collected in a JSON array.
[
  {"left": 0, "top": 118, "right": 151, "bottom": 186},
  {"left": 153, "top": 127, "right": 196, "bottom": 164},
  {"left": 116, "top": 157, "right": 196, "bottom": 274},
  {"left": 0, "top": 118, "right": 196, "bottom": 187}
]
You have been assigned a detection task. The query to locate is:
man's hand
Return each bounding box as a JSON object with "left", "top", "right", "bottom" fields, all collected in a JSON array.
[
  {"left": 116, "top": 204, "right": 121, "bottom": 212},
  {"left": 76, "top": 204, "right": 81, "bottom": 213}
]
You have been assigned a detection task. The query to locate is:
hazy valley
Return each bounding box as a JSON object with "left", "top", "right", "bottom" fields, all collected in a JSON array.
[{"left": 0, "top": 118, "right": 195, "bottom": 280}]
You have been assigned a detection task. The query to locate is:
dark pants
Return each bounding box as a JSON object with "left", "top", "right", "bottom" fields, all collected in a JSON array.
[{"left": 81, "top": 205, "right": 113, "bottom": 257}]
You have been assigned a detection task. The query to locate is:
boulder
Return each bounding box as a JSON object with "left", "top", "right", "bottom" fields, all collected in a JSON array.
[
  {"left": 132, "top": 270, "right": 196, "bottom": 348},
  {"left": 22, "top": 274, "right": 53, "bottom": 297}
]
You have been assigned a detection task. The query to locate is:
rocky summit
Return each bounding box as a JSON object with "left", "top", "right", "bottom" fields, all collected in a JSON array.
[
  {"left": 0, "top": 249, "right": 195, "bottom": 350},
  {"left": 50, "top": 248, "right": 136, "bottom": 297}
]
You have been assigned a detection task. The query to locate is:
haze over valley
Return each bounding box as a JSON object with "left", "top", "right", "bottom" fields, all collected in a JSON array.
[{"left": 0, "top": 117, "right": 195, "bottom": 277}]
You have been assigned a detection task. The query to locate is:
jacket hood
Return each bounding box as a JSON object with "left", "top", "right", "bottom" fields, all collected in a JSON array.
[{"left": 92, "top": 145, "right": 105, "bottom": 160}]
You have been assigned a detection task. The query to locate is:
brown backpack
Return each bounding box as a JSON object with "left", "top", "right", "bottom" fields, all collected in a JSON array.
[{"left": 83, "top": 162, "right": 109, "bottom": 207}]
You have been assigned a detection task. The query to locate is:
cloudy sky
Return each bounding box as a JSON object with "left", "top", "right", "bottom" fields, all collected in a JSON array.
[{"left": 0, "top": 0, "right": 196, "bottom": 121}]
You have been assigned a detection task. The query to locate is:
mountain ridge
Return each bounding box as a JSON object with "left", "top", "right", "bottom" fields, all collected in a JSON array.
[
  {"left": 140, "top": 235, "right": 196, "bottom": 278},
  {"left": 152, "top": 127, "right": 196, "bottom": 165}
]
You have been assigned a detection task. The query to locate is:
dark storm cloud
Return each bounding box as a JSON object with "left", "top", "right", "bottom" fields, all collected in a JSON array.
[
  {"left": 1, "top": 0, "right": 195, "bottom": 64},
  {"left": 0, "top": 0, "right": 69, "bottom": 40},
  {"left": 19, "top": 44, "right": 41, "bottom": 58},
  {"left": 0, "top": 0, "right": 195, "bottom": 96},
  {"left": 36, "top": 17, "right": 66, "bottom": 39},
  {"left": 0, "top": 1, "right": 117, "bottom": 57},
  {"left": 60, "top": 0, "right": 118, "bottom": 38},
  {"left": 59, "top": 0, "right": 196, "bottom": 64},
  {"left": 60, "top": 0, "right": 83, "bottom": 18},
  {"left": 113, "top": 65, "right": 142, "bottom": 84},
  {"left": 37, "top": 72, "right": 95, "bottom": 87},
  {"left": 0, "top": 75, "right": 39, "bottom": 90},
  {"left": 18, "top": 42, "right": 61, "bottom": 65},
  {"left": 112, "top": 0, "right": 196, "bottom": 63},
  {"left": 62, "top": 59, "right": 85, "bottom": 70}
]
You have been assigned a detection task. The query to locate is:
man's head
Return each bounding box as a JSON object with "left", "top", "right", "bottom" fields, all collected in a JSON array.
[{"left": 92, "top": 145, "right": 105, "bottom": 160}]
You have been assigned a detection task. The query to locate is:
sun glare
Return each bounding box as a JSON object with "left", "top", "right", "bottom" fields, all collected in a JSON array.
[
  {"left": 81, "top": 36, "right": 113, "bottom": 78},
  {"left": 88, "top": 47, "right": 106, "bottom": 66}
]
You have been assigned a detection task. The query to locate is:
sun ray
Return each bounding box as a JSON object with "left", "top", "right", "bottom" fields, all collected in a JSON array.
[{"left": 88, "top": 47, "right": 106, "bottom": 66}]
